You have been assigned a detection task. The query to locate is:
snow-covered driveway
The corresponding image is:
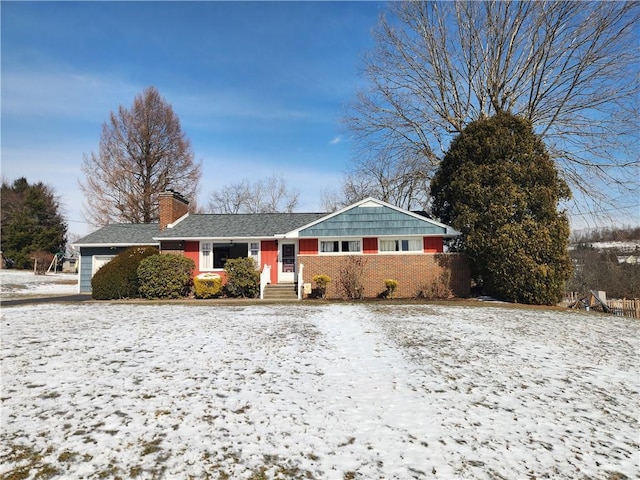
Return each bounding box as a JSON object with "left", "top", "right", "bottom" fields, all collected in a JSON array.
[{"left": 1, "top": 303, "right": 638, "bottom": 479}]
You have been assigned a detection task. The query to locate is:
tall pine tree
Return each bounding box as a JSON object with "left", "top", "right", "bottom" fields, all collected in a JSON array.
[
  {"left": 1, "top": 178, "right": 67, "bottom": 269},
  {"left": 431, "top": 112, "right": 572, "bottom": 305}
]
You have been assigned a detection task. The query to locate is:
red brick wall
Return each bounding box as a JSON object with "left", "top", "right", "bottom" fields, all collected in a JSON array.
[
  {"left": 299, "top": 253, "right": 470, "bottom": 299},
  {"left": 159, "top": 191, "right": 189, "bottom": 231}
]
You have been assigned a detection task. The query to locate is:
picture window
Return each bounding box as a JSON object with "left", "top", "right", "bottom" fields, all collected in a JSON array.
[{"left": 200, "top": 241, "right": 252, "bottom": 270}]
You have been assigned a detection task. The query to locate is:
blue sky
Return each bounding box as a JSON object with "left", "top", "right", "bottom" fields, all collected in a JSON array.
[
  {"left": 3, "top": 1, "right": 638, "bottom": 239},
  {"left": 2, "top": 1, "right": 384, "bottom": 237}
]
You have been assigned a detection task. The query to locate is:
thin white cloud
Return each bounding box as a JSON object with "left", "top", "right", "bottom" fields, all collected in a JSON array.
[
  {"left": 170, "top": 90, "right": 321, "bottom": 130},
  {"left": 329, "top": 136, "right": 342, "bottom": 145},
  {"left": 3, "top": 66, "right": 315, "bottom": 131},
  {"left": 2, "top": 69, "right": 140, "bottom": 122}
]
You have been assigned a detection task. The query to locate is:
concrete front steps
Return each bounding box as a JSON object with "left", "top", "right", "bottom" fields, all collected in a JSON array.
[{"left": 263, "top": 283, "right": 298, "bottom": 300}]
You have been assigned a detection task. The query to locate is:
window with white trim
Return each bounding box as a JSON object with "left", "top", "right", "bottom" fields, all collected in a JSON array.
[
  {"left": 249, "top": 242, "right": 260, "bottom": 264},
  {"left": 320, "top": 240, "right": 338, "bottom": 253},
  {"left": 319, "top": 239, "right": 362, "bottom": 254},
  {"left": 379, "top": 238, "right": 422, "bottom": 253},
  {"left": 200, "top": 242, "right": 213, "bottom": 270},
  {"left": 200, "top": 241, "right": 253, "bottom": 270},
  {"left": 213, "top": 245, "right": 229, "bottom": 269}
]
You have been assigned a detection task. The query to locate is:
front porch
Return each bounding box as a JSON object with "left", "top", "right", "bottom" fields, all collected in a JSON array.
[{"left": 259, "top": 263, "right": 304, "bottom": 300}]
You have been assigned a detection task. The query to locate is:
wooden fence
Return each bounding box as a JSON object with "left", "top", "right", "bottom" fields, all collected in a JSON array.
[{"left": 607, "top": 299, "right": 640, "bottom": 319}]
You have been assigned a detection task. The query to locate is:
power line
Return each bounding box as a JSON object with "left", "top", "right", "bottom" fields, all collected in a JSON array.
[{"left": 569, "top": 204, "right": 640, "bottom": 217}]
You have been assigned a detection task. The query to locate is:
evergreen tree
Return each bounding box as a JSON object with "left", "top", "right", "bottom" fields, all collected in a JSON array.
[
  {"left": 1, "top": 178, "right": 67, "bottom": 269},
  {"left": 431, "top": 112, "right": 572, "bottom": 305}
]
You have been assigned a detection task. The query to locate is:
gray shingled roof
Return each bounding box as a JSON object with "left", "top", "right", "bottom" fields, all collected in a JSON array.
[
  {"left": 74, "top": 223, "right": 160, "bottom": 246},
  {"left": 155, "top": 213, "right": 327, "bottom": 239}
]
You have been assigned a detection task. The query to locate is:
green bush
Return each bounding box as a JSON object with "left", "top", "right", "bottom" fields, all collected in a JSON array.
[
  {"left": 91, "top": 246, "right": 159, "bottom": 300},
  {"left": 194, "top": 273, "right": 223, "bottom": 299},
  {"left": 224, "top": 257, "right": 259, "bottom": 298},
  {"left": 137, "top": 254, "right": 195, "bottom": 299}
]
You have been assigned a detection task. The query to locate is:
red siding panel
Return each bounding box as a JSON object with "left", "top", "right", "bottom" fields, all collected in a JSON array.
[
  {"left": 363, "top": 237, "right": 378, "bottom": 254},
  {"left": 184, "top": 241, "right": 200, "bottom": 272},
  {"left": 299, "top": 238, "right": 318, "bottom": 255},
  {"left": 423, "top": 237, "right": 444, "bottom": 253}
]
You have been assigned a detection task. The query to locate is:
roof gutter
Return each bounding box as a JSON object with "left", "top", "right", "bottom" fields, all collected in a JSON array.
[{"left": 72, "top": 242, "right": 160, "bottom": 248}]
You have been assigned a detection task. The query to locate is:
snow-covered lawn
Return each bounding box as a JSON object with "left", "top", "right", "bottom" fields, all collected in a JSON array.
[
  {"left": 0, "top": 269, "right": 77, "bottom": 298},
  {"left": 1, "top": 303, "right": 638, "bottom": 479}
]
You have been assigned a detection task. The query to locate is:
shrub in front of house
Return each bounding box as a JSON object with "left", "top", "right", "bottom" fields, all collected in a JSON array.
[
  {"left": 91, "top": 246, "right": 159, "bottom": 300},
  {"left": 312, "top": 274, "right": 331, "bottom": 299},
  {"left": 224, "top": 257, "right": 259, "bottom": 298},
  {"left": 137, "top": 254, "right": 195, "bottom": 299},
  {"left": 339, "top": 256, "right": 367, "bottom": 299},
  {"left": 382, "top": 279, "right": 399, "bottom": 299},
  {"left": 193, "top": 273, "right": 223, "bottom": 299},
  {"left": 415, "top": 271, "right": 453, "bottom": 300}
]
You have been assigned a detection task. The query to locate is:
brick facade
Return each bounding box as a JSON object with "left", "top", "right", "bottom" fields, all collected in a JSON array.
[
  {"left": 159, "top": 190, "right": 189, "bottom": 231},
  {"left": 299, "top": 253, "right": 470, "bottom": 299}
]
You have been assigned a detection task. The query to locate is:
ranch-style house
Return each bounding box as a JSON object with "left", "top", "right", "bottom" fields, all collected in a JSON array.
[{"left": 74, "top": 190, "right": 470, "bottom": 299}]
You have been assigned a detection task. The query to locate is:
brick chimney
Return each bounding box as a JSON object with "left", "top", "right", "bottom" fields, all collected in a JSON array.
[{"left": 159, "top": 190, "right": 189, "bottom": 231}]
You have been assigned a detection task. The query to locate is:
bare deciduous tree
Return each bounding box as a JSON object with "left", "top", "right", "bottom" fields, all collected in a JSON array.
[
  {"left": 208, "top": 179, "right": 252, "bottom": 214},
  {"left": 80, "top": 86, "right": 202, "bottom": 226},
  {"left": 208, "top": 174, "right": 299, "bottom": 214},
  {"left": 319, "top": 187, "right": 344, "bottom": 213},
  {"left": 344, "top": 1, "right": 639, "bottom": 213},
  {"left": 320, "top": 154, "right": 432, "bottom": 213}
]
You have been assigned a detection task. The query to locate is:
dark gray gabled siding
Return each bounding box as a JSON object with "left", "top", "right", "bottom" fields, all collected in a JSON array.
[{"left": 299, "top": 206, "right": 446, "bottom": 237}]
